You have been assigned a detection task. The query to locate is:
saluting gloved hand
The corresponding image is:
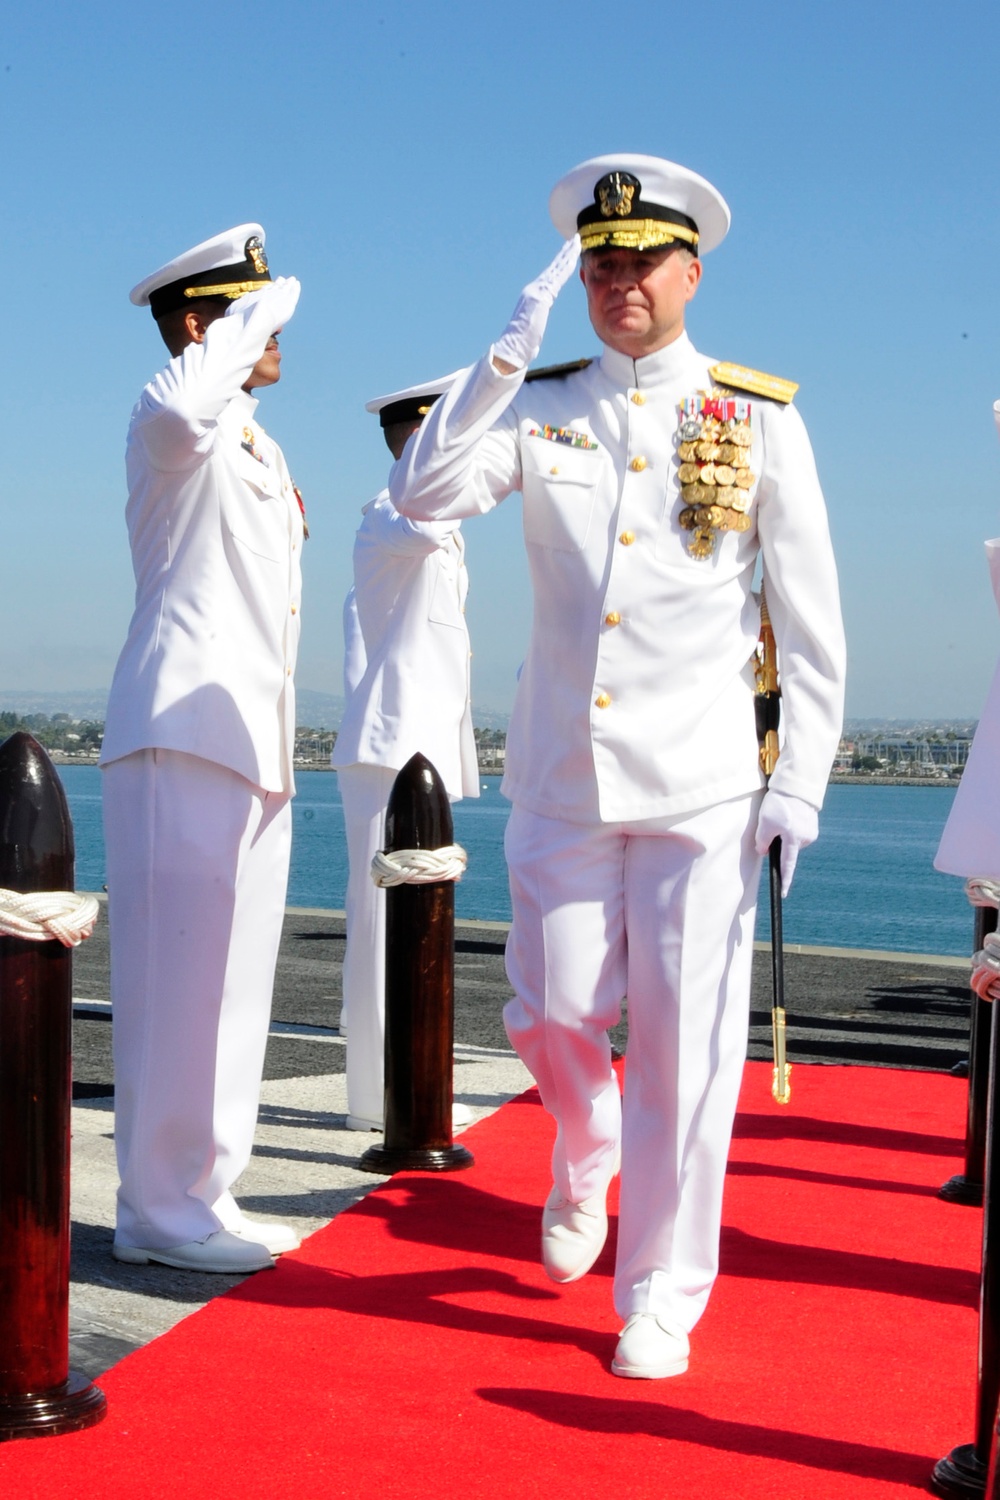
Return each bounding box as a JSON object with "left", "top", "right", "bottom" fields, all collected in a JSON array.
[
  {"left": 754, "top": 789, "right": 819, "bottom": 898},
  {"left": 492, "top": 235, "right": 581, "bottom": 373},
  {"left": 226, "top": 275, "right": 301, "bottom": 329}
]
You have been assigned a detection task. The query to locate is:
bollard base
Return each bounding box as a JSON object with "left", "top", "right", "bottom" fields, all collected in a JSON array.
[
  {"left": 358, "top": 1142, "right": 475, "bottom": 1175},
  {"left": 932, "top": 1444, "right": 988, "bottom": 1498},
  {"left": 0, "top": 1371, "right": 107, "bottom": 1442},
  {"left": 938, "top": 1174, "right": 985, "bottom": 1207}
]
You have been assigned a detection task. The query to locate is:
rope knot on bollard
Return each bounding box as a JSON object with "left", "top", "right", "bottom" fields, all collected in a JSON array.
[
  {"left": 0, "top": 889, "right": 99, "bottom": 947},
  {"left": 966, "top": 878, "right": 1000, "bottom": 910},
  {"left": 972, "top": 931, "right": 1000, "bottom": 1003},
  {"left": 370, "top": 844, "right": 467, "bottom": 887}
]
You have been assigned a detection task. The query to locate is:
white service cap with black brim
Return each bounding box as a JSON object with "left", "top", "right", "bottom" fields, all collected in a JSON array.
[
  {"left": 130, "top": 223, "right": 272, "bottom": 319},
  {"left": 365, "top": 369, "right": 467, "bottom": 427},
  {"left": 550, "top": 154, "right": 730, "bottom": 256}
]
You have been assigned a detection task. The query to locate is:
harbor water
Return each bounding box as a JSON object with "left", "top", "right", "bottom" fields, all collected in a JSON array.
[{"left": 60, "top": 767, "right": 972, "bottom": 957}]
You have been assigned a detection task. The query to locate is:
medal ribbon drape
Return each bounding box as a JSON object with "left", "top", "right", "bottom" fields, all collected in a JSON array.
[{"left": 754, "top": 586, "right": 791, "bottom": 1105}]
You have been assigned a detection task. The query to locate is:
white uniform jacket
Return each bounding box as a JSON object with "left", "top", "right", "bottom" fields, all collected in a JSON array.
[
  {"left": 332, "top": 492, "right": 479, "bottom": 801},
  {"left": 390, "top": 332, "right": 845, "bottom": 824},
  {"left": 100, "top": 301, "right": 304, "bottom": 795}
]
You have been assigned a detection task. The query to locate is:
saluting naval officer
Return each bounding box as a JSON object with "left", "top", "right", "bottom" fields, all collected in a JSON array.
[
  {"left": 333, "top": 374, "right": 479, "bottom": 1130},
  {"left": 391, "top": 156, "right": 846, "bottom": 1376},
  {"left": 100, "top": 225, "right": 305, "bottom": 1273}
]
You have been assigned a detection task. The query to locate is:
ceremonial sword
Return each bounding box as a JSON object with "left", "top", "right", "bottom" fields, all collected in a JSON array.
[{"left": 754, "top": 587, "right": 791, "bottom": 1106}]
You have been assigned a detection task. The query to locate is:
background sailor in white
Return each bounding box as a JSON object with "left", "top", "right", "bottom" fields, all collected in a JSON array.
[
  {"left": 100, "top": 225, "right": 305, "bottom": 1273},
  {"left": 935, "top": 401, "right": 1000, "bottom": 987},
  {"left": 333, "top": 375, "right": 479, "bottom": 1129},
  {"left": 391, "top": 156, "right": 845, "bottom": 1377}
]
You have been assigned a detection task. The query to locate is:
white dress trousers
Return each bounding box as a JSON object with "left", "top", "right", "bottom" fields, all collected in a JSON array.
[
  {"left": 339, "top": 763, "right": 397, "bottom": 1124},
  {"left": 104, "top": 749, "right": 291, "bottom": 1249},
  {"left": 503, "top": 793, "right": 762, "bottom": 1327}
]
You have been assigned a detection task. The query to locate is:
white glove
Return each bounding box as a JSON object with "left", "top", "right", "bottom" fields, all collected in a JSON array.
[
  {"left": 972, "top": 932, "right": 1000, "bottom": 1001},
  {"left": 492, "top": 236, "right": 581, "bottom": 371},
  {"left": 754, "top": 789, "right": 819, "bottom": 897},
  {"left": 225, "top": 274, "right": 301, "bottom": 330}
]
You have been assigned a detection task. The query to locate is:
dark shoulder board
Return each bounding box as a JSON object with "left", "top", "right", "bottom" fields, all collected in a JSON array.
[
  {"left": 709, "top": 362, "right": 799, "bottom": 404},
  {"left": 524, "top": 358, "right": 593, "bottom": 384}
]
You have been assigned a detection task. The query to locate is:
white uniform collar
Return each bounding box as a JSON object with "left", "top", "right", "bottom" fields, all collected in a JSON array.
[
  {"left": 597, "top": 328, "right": 701, "bottom": 390},
  {"left": 230, "top": 388, "right": 261, "bottom": 422}
]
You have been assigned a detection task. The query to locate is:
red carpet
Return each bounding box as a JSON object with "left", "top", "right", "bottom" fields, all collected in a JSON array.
[{"left": 0, "top": 1063, "right": 982, "bottom": 1498}]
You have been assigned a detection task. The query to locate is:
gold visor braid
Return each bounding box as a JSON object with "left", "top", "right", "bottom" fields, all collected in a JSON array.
[
  {"left": 579, "top": 220, "right": 699, "bottom": 254},
  {"left": 183, "top": 279, "right": 270, "bottom": 299}
]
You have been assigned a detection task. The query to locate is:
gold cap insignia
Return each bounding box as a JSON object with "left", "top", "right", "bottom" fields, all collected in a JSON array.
[
  {"left": 597, "top": 171, "right": 639, "bottom": 219},
  {"left": 245, "top": 235, "right": 268, "bottom": 276}
]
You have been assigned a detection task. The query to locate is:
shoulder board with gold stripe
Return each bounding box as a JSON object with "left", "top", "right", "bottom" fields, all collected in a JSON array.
[
  {"left": 524, "top": 359, "right": 593, "bottom": 384},
  {"left": 709, "top": 362, "right": 798, "bottom": 404}
]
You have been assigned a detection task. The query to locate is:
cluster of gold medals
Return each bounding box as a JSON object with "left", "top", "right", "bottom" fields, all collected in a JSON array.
[{"left": 676, "top": 391, "right": 755, "bottom": 559}]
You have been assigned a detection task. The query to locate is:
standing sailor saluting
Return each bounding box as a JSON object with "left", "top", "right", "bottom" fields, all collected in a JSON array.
[
  {"left": 100, "top": 225, "right": 305, "bottom": 1273},
  {"left": 391, "top": 156, "right": 846, "bottom": 1376}
]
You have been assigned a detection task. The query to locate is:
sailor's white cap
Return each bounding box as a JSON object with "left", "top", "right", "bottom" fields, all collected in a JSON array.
[
  {"left": 365, "top": 370, "right": 465, "bottom": 427},
  {"left": 550, "top": 154, "right": 730, "bottom": 255},
  {"left": 130, "top": 223, "right": 272, "bottom": 317}
]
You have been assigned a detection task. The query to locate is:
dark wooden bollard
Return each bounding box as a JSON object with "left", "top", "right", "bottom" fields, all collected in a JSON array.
[
  {"left": 941, "top": 906, "right": 998, "bottom": 1206},
  {"left": 932, "top": 981, "right": 1000, "bottom": 1497},
  {"left": 0, "top": 733, "right": 106, "bottom": 1440},
  {"left": 360, "top": 753, "right": 473, "bottom": 1175}
]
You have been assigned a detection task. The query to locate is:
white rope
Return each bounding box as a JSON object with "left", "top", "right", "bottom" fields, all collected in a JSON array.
[
  {"left": 0, "top": 888, "right": 100, "bottom": 948},
  {"left": 371, "top": 844, "right": 468, "bottom": 888},
  {"left": 972, "top": 931, "right": 1000, "bottom": 1002},
  {"left": 966, "top": 878, "right": 1000, "bottom": 909}
]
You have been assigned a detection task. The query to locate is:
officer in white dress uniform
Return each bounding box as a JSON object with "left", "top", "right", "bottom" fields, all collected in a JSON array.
[
  {"left": 332, "top": 376, "right": 479, "bottom": 1129},
  {"left": 391, "top": 156, "right": 846, "bottom": 1376},
  {"left": 100, "top": 225, "right": 305, "bottom": 1273}
]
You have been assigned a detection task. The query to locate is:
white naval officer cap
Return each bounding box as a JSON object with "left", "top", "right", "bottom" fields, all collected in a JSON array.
[
  {"left": 129, "top": 223, "right": 272, "bottom": 319},
  {"left": 365, "top": 370, "right": 465, "bottom": 428},
  {"left": 549, "top": 154, "right": 730, "bottom": 256}
]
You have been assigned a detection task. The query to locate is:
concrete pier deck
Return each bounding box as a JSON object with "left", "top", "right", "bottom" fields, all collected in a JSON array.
[{"left": 66, "top": 902, "right": 972, "bottom": 1382}]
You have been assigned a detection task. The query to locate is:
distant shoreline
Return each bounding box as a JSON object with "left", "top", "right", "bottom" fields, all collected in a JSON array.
[
  {"left": 46, "top": 756, "right": 955, "bottom": 788},
  {"left": 828, "top": 775, "right": 957, "bottom": 788}
]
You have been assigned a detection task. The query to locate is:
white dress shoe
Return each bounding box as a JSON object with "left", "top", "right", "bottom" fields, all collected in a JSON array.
[
  {"left": 112, "top": 1228, "right": 275, "bottom": 1273},
  {"left": 612, "top": 1314, "right": 690, "bottom": 1379},
  {"left": 232, "top": 1218, "right": 301, "bottom": 1254},
  {"left": 541, "top": 1185, "right": 609, "bottom": 1283}
]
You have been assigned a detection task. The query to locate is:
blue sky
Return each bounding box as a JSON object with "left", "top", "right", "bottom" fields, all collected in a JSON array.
[{"left": 3, "top": 1, "right": 999, "bottom": 719}]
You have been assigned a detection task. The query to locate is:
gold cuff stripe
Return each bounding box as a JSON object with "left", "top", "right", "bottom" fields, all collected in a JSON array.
[
  {"left": 579, "top": 220, "right": 699, "bottom": 253},
  {"left": 709, "top": 362, "right": 799, "bottom": 404},
  {"left": 183, "top": 279, "right": 269, "bottom": 300}
]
